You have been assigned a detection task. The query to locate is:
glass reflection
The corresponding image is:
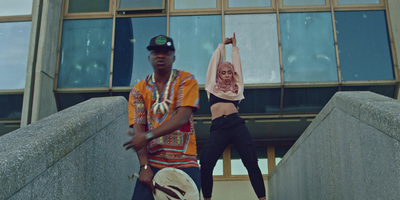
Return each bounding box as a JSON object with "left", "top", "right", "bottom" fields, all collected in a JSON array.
[
  {"left": 231, "top": 146, "right": 268, "bottom": 175},
  {"left": 335, "top": 11, "right": 394, "bottom": 81},
  {"left": 228, "top": 0, "right": 271, "bottom": 8},
  {"left": 0, "top": 94, "right": 23, "bottom": 119},
  {"left": 225, "top": 14, "right": 280, "bottom": 84},
  {"left": 283, "top": 0, "right": 326, "bottom": 6},
  {"left": 119, "top": 0, "right": 163, "bottom": 9},
  {"left": 283, "top": 87, "right": 337, "bottom": 113},
  {"left": 240, "top": 89, "right": 281, "bottom": 114},
  {"left": 170, "top": 15, "right": 221, "bottom": 85},
  {"left": 341, "top": 85, "right": 395, "bottom": 99},
  {"left": 0, "top": 21, "right": 31, "bottom": 90},
  {"left": 58, "top": 19, "right": 112, "bottom": 88},
  {"left": 57, "top": 92, "right": 109, "bottom": 110},
  {"left": 113, "top": 17, "right": 166, "bottom": 86},
  {"left": 275, "top": 146, "right": 291, "bottom": 165},
  {"left": 68, "top": 0, "right": 109, "bottom": 13},
  {"left": 0, "top": 0, "right": 33, "bottom": 16},
  {"left": 280, "top": 12, "right": 338, "bottom": 82},
  {"left": 174, "top": 0, "right": 216, "bottom": 9},
  {"left": 337, "top": 0, "right": 380, "bottom": 5}
]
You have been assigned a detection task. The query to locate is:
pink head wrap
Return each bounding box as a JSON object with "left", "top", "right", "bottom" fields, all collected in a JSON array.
[{"left": 214, "top": 62, "right": 238, "bottom": 93}]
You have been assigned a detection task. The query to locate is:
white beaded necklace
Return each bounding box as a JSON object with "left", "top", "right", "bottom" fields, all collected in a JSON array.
[{"left": 152, "top": 71, "right": 173, "bottom": 114}]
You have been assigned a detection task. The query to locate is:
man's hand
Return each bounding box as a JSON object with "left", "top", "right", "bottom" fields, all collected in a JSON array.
[
  {"left": 123, "top": 129, "right": 148, "bottom": 151},
  {"left": 139, "top": 166, "right": 156, "bottom": 194}
]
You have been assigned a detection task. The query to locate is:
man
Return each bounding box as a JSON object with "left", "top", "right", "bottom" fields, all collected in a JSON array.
[{"left": 123, "top": 35, "right": 201, "bottom": 200}]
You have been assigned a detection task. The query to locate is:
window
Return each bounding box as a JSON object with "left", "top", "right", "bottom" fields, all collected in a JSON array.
[
  {"left": 0, "top": 21, "right": 31, "bottom": 90},
  {"left": 58, "top": 19, "right": 113, "bottom": 88},
  {"left": 170, "top": 15, "right": 222, "bottom": 85},
  {"left": 283, "top": 87, "right": 338, "bottom": 113},
  {"left": 0, "top": 0, "right": 33, "bottom": 16},
  {"left": 0, "top": 1, "right": 33, "bottom": 136},
  {"left": 335, "top": 11, "right": 394, "bottom": 81},
  {"left": 231, "top": 146, "right": 268, "bottom": 175},
  {"left": 275, "top": 146, "right": 291, "bottom": 165},
  {"left": 225, "top": 14, "right": 280, "bottom": 84},
  {"left": 280, "top": 12, "right": 338, "bottom": 83},
  {"left": 174, "top": 0, "right": 217, "bottom": 9},
  {"left": 282, "top": 0, "right": 326, "bottom": 6},
  {"left": 337, "top": 0, "right": 380, "bottom": 5},
  {"left": 113, "top": 17, "right": 167, "bottom": 87},
  {"left": 118, "top": 0, "right": 164, "bottom": 10},
  {"left": 67, "top": 0, "right": 110, "bottom": 13},
  {"left": 227, "top": 0, "right": 271, "bottom": 8}
]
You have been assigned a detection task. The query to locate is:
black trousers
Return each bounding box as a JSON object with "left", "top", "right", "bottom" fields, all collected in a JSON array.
[{"left": 200, "top": 113, "right": 266, "bottom": 198}]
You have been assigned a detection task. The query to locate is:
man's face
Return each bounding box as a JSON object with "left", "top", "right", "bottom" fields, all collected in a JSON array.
[{"left": 148, "top": 48, "right": 175, "bottom": 74}]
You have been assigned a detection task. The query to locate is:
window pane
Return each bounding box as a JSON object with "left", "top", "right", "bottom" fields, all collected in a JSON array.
[
  {"left": 0, "top": 94, "right": 23, "bottom": 119},
  {"left": 283, "top": 0, "right": 326, "bottom": 6},
  {"left": 341, "top": 85, "right": 396, "bottom": 99},
  {"left": 240, "top": 89, "right": 281, "bottom": 114},
  {"left": 283, "top": 87, "right": 337, "bottom": 113},
  {"left": 119, "top": 0, "right": 163, "bottom": 9},
  {"left": 57, "top": 92, "right": 110, "bottom": 110},
  {"left": 231, "top": 146, "right": 268, "bottom": 175},
  {"left": 174, "top": 0, "right": 216, "bottom": 9},
  {"left": 58, "top": 19, "right": 112, "bottom": 88},
  {"left": 0, "top": 22, "right": 31, "bottom": 90},
  {"left": 170, "top": 15, "right": 221, "bottom": 85},
  {"left": 335, "top": 11, "right": 394, "bottom": 81},
  {"left": 196, "top": 90, "right": 211, "bottom": 115},
  {"left": 275, "top": 146, "right": 291, "bottom": 165},
  {"left": 337, "top": 0, "right": 380, "bottom": 5},
  {"left": 0, "top": 122, "right": 20, "bottom": 137},
  {"left": 228, "top": 0, "right": 271, "bottom": 8},
  {"left": 225, "top": 14, "right": 280, "bottom": 84},
  {"left": 68, "top": 0, "right": 109, "bottom": 13},
  {"left": 0, "top": 0, "right": 33, "bottom": 16},
  {"left": 113, "top": 17, "right": 167, "bottom": 87},
  {"left": 280, "top": 12, "right": 337, "bottom": 82}
]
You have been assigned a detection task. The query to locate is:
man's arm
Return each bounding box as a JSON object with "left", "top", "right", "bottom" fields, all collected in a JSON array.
[
  {"left": 124, "top": 106, "right": 194, "bottom": 151},
  {"left": 131, "top": 123, "right": 156, "bottom": 193}
]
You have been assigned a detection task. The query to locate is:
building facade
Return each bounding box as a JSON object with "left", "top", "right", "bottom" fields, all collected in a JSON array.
[{"left": 1, "top": 0, "right": 399, "bottom": 182}]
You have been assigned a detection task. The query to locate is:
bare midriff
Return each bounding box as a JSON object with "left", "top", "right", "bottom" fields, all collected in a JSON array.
[{"left": 210, "top": 102, "right": 238, "bottom": 120}]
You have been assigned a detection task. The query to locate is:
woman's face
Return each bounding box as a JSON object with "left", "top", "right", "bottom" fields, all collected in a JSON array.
[{"left": 219, "top": 65, "right": 233, "bottom": 85}]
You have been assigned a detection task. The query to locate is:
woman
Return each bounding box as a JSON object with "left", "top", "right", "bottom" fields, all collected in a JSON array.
[{"left": 200, "top": 33, "right": 266, "bottom": 200}]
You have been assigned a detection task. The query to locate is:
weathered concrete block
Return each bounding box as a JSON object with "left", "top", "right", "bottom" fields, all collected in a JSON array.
[
  {"left": 268, "top": 91, "right": 400, "bottom": 200},
  {"left": 0, "top": 96, "right": 138, "bottom": 200}
]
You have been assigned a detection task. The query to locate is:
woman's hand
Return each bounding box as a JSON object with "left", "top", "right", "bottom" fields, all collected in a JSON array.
[
  {"left": 232, "top": 32, "right": 236, "bottom": 47},
  {"left": 223, "top": 37, "right": 232, "bottom": 45}
]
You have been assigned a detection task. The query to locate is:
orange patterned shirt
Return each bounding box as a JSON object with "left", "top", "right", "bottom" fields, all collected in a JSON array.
[{"left": 128, "top": 69, "right": 200, "bottom": 169}]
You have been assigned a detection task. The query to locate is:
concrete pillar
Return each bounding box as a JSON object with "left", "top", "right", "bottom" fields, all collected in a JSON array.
[
  {"left": 387, "top": 0, "right": 400, "bottom": 99},
  {"left": 21, "top": 0, "right": 62, "bottom": 126}
]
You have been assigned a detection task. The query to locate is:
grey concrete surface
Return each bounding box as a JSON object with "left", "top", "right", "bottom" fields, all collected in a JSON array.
[
  {"left": 0, "top": 96, "right": 138, "bottom": 200},
  {"left": 268, "top": 91, "right": 400, "bottom": 200}
]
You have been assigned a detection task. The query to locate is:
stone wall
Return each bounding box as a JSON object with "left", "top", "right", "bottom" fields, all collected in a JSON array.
[
  {"left": 268, "top": 91, "right": 400, "bottom": 200},
  {"left": 0, "top": 96, "right": 138, "bottom": 200}
]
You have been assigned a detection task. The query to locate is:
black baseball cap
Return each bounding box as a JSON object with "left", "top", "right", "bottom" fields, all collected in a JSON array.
[{"left": 147, "top": 35, "right": 175, "bottom": 51}]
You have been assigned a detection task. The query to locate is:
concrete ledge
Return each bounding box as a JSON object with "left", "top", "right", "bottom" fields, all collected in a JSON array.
[
  {"left": 268, "top": 91, "right": 400, "bottom": 200},
  {"left": 0, "top": 96, "right": 138, "bottom": 199}
]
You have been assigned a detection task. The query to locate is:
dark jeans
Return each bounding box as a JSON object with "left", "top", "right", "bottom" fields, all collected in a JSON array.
[
  {"left": 200, "top": 113, "right": 266, "bottom": 198},
  {"left": 131, "top": 166, "right": 201, "bottom": 200}
]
